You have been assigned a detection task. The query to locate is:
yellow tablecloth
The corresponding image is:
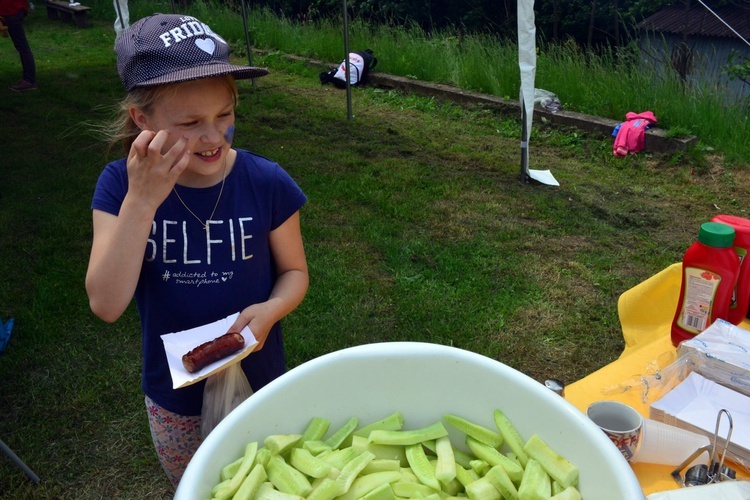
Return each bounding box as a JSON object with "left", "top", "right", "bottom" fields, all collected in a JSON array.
[{"left": 566, "top": 263, "right": 749, "bottom": 496}]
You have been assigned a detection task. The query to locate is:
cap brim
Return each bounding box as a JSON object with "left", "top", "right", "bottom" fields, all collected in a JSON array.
[{"left": 130, "top": 63, "right": 269, "bottom": 90}]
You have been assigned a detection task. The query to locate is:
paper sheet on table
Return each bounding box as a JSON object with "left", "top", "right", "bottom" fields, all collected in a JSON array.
[
  {"left": 161, "top": 312, "right": 258, "bottom": 389},
  {"left": 650, "top": 371, "right": 750, "bottom": 460}
]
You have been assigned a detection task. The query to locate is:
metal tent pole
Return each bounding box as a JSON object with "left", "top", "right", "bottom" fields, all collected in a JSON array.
[
  {"left": 520, "top": 99, "right": 530, "bottom": 184},
  {"left": 114, "top": 0, "right": 125, "bottom": 30},
  {"left": 240, "top": 0, "right": 256, "bottom": 87},
  {"left": 342, "top": 0, "right": 353, "bottom": 121},
  {"left": 1, "top": 438, "right": 40, "bottom": 484}
]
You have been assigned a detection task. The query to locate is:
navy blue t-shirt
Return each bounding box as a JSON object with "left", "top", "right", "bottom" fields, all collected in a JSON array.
[{"left": 92, "top": 149, "right": 307, "bottom": 415}]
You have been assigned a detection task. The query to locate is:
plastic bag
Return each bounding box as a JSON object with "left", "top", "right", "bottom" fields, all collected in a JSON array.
[
  {"left": 534, "top": 88, "right": 562, "bottom": 113},
  {"left": 201, "top": 362, "right": 253, "bottom": 438},
  {"left": 601, "top": 349, "right": 698, "bottom": 404}
]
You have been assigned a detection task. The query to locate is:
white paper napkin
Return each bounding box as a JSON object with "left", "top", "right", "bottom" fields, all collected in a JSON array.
[{"left": 160, "top": 312, "right": 258, "bottom": 389}]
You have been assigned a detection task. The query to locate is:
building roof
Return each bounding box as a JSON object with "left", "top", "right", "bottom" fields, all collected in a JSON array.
[{"left": 636, "top": 2, "right": 750, "bottom": 40}]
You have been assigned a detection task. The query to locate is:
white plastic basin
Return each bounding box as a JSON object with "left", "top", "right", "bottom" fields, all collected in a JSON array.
[{"left": 176, "top": 342, "right": 644, "bottom": 499}]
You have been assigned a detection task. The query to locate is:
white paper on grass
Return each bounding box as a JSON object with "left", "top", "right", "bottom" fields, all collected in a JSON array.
[
  {"left": 528, "top": 169, "right": 560, "bottom": 186},
  {"left": 160, "top": 312, "right": 258, "bottom": 389}
]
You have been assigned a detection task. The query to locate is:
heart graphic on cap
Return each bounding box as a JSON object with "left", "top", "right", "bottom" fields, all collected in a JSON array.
[{"left": 195, "top": 38, "right": 215, "bottom": 55}]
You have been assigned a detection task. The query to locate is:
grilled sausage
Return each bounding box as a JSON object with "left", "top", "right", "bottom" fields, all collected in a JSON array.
[{"left": 182, "top": 332, "right": 245, "bottom": 373}]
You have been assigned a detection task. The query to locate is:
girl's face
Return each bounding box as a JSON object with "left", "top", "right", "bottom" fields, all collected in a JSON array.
[{"left": 131, "top": 76, "right": 236, "bottom": 187}]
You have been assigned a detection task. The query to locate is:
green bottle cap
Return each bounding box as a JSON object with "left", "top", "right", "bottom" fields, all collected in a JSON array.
[{"left": 698, "top": 222, "right": 735, "bottom": 248}]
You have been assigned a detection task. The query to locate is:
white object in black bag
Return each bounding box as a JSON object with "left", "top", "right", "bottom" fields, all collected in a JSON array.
[{"left": 320, "top": 49, "right": 377, "bottom": 88}]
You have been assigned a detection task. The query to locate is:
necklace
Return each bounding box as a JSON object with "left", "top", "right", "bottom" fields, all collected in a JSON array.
[{"left": 172, "top": 157, "right": 228, "bottom": 231}]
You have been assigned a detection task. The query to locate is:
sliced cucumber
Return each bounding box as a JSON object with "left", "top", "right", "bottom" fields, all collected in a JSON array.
[
  {"left": 465, "top": 476, "right": 502, "bottom": 500},
  {"left": 360, "top": 482, "right": 396, "bottom": 500},
  {"left": 299, "top": 417, "right": 331, "bottom": 444},
  {"left": 353, "top": 411, "right": 405, "bottom": 437},
  {"left": 517, "top": 458, "right": 551, "bottom": 500},
  {"left": 434, "top": 435, "right": 457, "bottom": 484},
  {"left": 443, "top": 414, "right": 503, "bottom": 448},
  {"left": 405, "top": 443, "right": 441, "bottom": 490},
  {"left": 213, "top": 441, "right": 258, "bottom": 499},
  {"left": 233, "top": 463, "right": 267, "bottom": 500},
  {"left": 335, "top": 450, "right": 376, "bottom": 493},
  {"left": 361, "top": 458, "right": 401, "bottom": 474},
  {"left": 550, "top": 485, "right": 583, "bottom": 500},
  {"left": 351, "top": 435, "right": 407, "bottom": 465},
  {"left": 486, "top": 464, "right": 519, "bottom": 500},
  {"left": 323, "top": 416, "right": 359, "bottom": 449},
  {"left": 524, "top": 434, "right": 579, "bottom": 489},
  {"left": 254, "top": 481, "right": 305, "bottom": 499},
  {"left": 266, "top": 454, "right": 313, "bottom": 497},
  {"left": 368, "top": 421, "right": 448, "bottom": 446},
  {"left": 264, "top": 434, "right": 301, "bottom": 456},
  {"left": 466, "top": 436, "right": 523, "bottom": 484},
  {"left": 454, "top": 463, "right": 480, "bottom": 487},
  {"left": 494, "top": 409, "right": 529, "bottom": 468},
  {"left": 220, "top": 456, "right": 243, "bottom": 481},
  {"left": 289, "top": 447, "right": 333, "bottom": 478},
  {"left": 336, "top": 470, "right": 401, "bottom": 500}
]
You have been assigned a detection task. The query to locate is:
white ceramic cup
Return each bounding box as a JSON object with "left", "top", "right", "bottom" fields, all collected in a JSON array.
[{"left": 587, "top": 400, "right": 643, "bottom": 462}]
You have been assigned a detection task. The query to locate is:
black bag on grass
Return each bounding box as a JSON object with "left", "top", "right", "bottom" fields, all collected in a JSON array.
[{"left": 320, "top": 49, "right": 378, "bottom": 88}]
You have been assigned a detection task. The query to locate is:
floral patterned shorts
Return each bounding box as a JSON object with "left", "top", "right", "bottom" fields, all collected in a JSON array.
[{"left": 145, "top": 395, "right": 203, "bottom": 488}]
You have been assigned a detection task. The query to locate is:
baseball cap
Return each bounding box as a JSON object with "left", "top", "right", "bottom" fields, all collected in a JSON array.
[{"left": 115, "top": 13, "right": 269, "bottom": 91}]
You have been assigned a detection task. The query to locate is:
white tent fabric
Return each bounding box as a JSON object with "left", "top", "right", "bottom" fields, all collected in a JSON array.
[{"left": 517, "top": 0, "right": 559, "bottom": 186}]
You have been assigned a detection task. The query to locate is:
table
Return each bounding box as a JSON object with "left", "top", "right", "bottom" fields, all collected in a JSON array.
[{"left": 566, "top": 263, "right": 749, "bottom": 495}]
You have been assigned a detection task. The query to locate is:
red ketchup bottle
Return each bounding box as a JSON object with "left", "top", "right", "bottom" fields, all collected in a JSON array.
[
  {"left": 711, "top": 214, "right": 750, "bottom": 324},
  {"left": 671, "top": 222, "right": 740, "bottom": 347}
]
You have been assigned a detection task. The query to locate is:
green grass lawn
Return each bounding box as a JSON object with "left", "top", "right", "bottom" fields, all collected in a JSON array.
[{"left": 1, "top": 8, "right": 750, "bottom": 498}]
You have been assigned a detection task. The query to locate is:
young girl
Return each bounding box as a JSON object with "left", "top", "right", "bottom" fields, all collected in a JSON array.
[{"left": 85, "top": 13, "right": 309, "bottom": 487}]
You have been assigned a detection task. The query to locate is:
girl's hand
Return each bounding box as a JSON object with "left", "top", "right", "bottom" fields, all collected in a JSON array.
[
  {"left": 126, "top": 129, "right": 190, "bottom": 210},
  {"left": 230, "top": 302, "right": 278, "bottom": 351}
]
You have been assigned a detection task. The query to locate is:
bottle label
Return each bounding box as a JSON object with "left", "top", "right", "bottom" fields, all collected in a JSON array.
[
  {"left": 677, "top": 266, "right": 721, "bottom": 334},
  {"left": 730, "top": 247, "right": 746, "bottom": 309}
]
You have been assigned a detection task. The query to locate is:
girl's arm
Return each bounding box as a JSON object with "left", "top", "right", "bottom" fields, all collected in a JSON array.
[
  {"left": 230, "top": 211, "right": 309, "bottom": 348},
  {"left": 86, "top": 130, "right": 189, "bottom": 322}
]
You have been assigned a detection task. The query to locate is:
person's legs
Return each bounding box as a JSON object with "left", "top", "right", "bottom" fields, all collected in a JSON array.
[
  {"left": 145, "top": 395, "right": 203, "bottom": 489},
  {"left": 4, "top": 11, "right": 36, "bottom": 87}
]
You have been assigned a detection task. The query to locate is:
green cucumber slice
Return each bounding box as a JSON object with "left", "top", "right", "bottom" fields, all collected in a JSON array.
[
  {"left": 323, "top": 416, "right": 358, "bottom": 449},
  {"left": 255, "top": 481, "right": 305, "bottom": 499},
  {"left": 443, "top": 414, "right": 503, "bottom": 448},
  {"left": 550, "top": 485, "right": 583, "bottom": 499},
  {"left": 517, "top": 458, "right": 551, "bottom": 500},
  {"left": 266, "top": 454, "right": 313, "bottom": 497},
  {"left": 214, "top": 441, "right": 259, "bottom": 499},
  {"left": 405, "top": 443, "right": 441, "bottom": 490},
  {"left": 299, "top": 417, "right": 331, "bottom": 444},
  {"left": 233, "top": 463, "right": 268, "bottom": 500},
  {"left": 360, "top": 482, "right": 396, "bottom": 500},
  {"left": 354, "top": 411, "right": 405, "bottom": 437},
  {"left": 289, "top": 447, "right": 333, "bottom": 478},
  {"left": 337, "top": 470, "right": 401, "bottom": 500},
  {"left": 434, "top": 435, "right": 457, "bottom": 484},
  {"left": 264, "top": 434, "right": 301, "bottom": 456},
  {"left": 465, "top": 477, "right": 502, "bottom": 500},
  {"left": 486, "top": 464, "right": 519, "bottom": 500},
  {"left": 466, "top": 436, "right": 523, "bottom": 483},
  {"left": 454, "top": 463, "right": 480, "bottom": 487},
  {"left": 368, "top": 421, "right": 448, "bottom": 446},
  {"left": 494, "top": 409, "right": 529, "bottom": 467},
  {"left": 523, "top": 434, "right": 579, "bottom": 489},
  {"left": 335, "top": 450, "right": 376, "bottom": 493}
]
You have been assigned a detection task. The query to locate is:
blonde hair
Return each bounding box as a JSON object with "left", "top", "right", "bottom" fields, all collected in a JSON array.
[{"left": 103, "top": 75, "right": 239, "bottom": 156}]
